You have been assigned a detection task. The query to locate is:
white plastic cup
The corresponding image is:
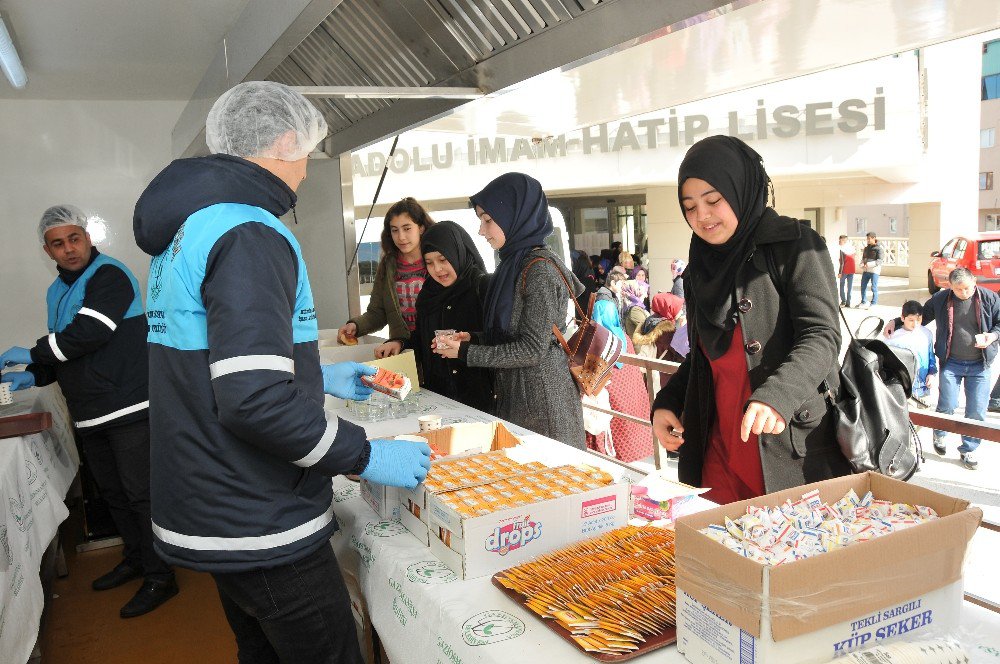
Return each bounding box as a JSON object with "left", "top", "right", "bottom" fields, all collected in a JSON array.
[
  {"left": 417, "top": 414, "right": 442, "bottom": 432},
  {"left": 976, "top": 333, "right": 990, "bottom": 346},
  {"left": 0, "top": 382, "right": 12, "bottom": 406}
]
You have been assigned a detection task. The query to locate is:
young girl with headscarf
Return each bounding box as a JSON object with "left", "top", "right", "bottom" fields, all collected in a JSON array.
[
  {"left": 651, "top": 136, "right": 850, "bottom": 504},
  {"left": 433, "top": 173, "right": 586, "bottom": 448},
  {"left": 633, "top": 292, "right": 684, "bottom": 364},
  {"left": 415, "top": 221, "right": 495, "bottom": 414}
]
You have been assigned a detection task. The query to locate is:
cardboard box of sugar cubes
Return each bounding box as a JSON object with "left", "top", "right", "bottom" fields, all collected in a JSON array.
[{"left": 674, "top": 472, "right": 982, "bottom": 664}]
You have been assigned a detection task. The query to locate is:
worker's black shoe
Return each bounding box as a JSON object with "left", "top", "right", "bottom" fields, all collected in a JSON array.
[
  {"left": 91, "top": 562, "right": 143, "bottom": 591},
  {"left": 120, "top": 576, "right": 179, "bottom": 618}
]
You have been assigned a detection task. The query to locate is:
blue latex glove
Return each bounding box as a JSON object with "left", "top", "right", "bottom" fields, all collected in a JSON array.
[
  {"left": 1, "top": 371, "right": 35, "bottom": 391},
  {"left": 360, "top": 439, "right": 432, "bottom": 490},
  {"left": 321, "top": 362, "right": 377, "bottom": 400},
  {"left": 0, "top": 346, "right": 32, "bottom": 368}
]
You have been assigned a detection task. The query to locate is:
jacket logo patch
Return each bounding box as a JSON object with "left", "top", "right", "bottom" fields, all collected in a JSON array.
[{"left": 149, "top": 253, "right": 166, "bottom": 302}]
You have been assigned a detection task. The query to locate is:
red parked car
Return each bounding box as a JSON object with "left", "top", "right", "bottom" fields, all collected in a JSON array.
[{"left": 928, "top": 233, "right": 1000, "bottom": 294}]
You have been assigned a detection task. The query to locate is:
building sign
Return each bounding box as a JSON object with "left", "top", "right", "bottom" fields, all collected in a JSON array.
[{"left": 353, "top": 89, "right": 886, "bottom": 178}]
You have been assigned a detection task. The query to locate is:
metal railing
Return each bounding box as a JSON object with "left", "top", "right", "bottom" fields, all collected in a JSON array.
[
  {"left": 846, "top": 237, "right": 909, "bottom": 268},
  {"left": 582, "top": 351, "right": 999, "bottom": 613}
]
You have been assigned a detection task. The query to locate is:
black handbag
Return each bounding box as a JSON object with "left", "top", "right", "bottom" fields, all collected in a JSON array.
[
  {"left": 825, "top": 309, "right": 923, "bottom": 481},
  {"left": 762, "top": 247, "right": 922, "bottom": 480}
]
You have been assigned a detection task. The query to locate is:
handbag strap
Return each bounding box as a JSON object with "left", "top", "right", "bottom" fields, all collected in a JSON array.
[{"left": 520, "top": 256, "right": 587, "bottom": 321}]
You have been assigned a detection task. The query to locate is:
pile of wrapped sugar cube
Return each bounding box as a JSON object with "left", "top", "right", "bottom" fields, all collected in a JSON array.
[{"left": 701, "top": 488, "right": 938, "bottom": 565}]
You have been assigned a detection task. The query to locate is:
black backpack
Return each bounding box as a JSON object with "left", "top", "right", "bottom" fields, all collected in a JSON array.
[
  {"left": 828, "top": 312, "right": 923, "bottom": 481},
  {"left": 764, "top": 248, "right": 922, "bottom": 480}
]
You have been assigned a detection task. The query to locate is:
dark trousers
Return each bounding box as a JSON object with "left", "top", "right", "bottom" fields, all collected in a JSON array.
[
  {"left": 76, "top": 417, "right": 172, "bottom": 580},
  {"left": 212, "top": 544, "right": 363, "bottom": 664}
]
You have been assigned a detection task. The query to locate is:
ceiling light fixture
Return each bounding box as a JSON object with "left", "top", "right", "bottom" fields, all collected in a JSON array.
[{"left": 0, "top": 16, "right": 27, "bottom": 89}]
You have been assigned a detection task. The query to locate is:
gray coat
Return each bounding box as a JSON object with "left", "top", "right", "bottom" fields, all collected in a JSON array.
[
  {"left": 463, "top": 248, "right": 586, "bottom": 448},
  {"left": 653, "top": 215, "right": 852, "bottom": 493}
]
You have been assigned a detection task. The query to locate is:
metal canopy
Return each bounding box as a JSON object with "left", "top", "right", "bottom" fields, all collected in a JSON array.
[
  {"left": 260, "top": 0, "right": 736, "bottom": 155},
  {"left": 294, "top": 86, "right": 483, "bottom": 99}
]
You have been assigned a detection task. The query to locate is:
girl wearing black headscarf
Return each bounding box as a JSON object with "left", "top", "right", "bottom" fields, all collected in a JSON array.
[
  {"left": 651, "top": 136, "right": 850, "bottom": 503},
  {"left": 415, "top": 221, "right": 495, "bottom": 413},
  {"left": 433, "top": 173, "right": 586, "bottom": 448}
]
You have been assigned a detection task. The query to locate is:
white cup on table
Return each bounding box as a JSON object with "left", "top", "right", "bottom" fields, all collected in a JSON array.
[{"left": 417, "top": 415, "right": 442, "bottom": 432}]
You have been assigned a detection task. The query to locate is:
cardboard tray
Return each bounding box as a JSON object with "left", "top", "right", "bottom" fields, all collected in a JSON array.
[
  {"left": 0, "top": 412, "right": 53, "bottom": 440},
  {"left": 490, "top": 575, "right": 676, "bottom": 662}
]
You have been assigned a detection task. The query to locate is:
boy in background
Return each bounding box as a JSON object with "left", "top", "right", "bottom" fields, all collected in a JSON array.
[{"left": 887, "top": 300, "right": 937, "bottom": 400}]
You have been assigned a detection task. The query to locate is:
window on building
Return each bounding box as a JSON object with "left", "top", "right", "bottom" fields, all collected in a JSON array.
[
  {"left": 984, "top": 74, "right": 1000, "bottom": 100},
  {"left": 984, "top": 40, "right": 1000, "bottom": 100},
  {"left": 888, "top": 217, "right": 898, "bottom": 234},
  {"left": 982, "top": 172, "right": 995, "bottom": 191},
  {"left": 855, "top": 218, "right": 866, "bottom": 234},
  {"left": 983, "top": 128, "right": 997, "bottom": 149}
]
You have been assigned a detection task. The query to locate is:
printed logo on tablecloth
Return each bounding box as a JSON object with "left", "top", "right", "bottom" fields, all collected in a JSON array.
[
  {"left": 25, "top": 459, "right": 37, "bottom": 485},
  {"left": 0, "top": 525, "right": 12, "bottom": 566},
  {"left": 30, "top": 439, "right": 44, "bottom": 466},
  {"left": 9, "top": 490, "right": 31, "bottom": 533},
  {"left": 364, "top": 520, "right": 406, "bottom": 537},
  {"left": 461, "top": 610, "right": 525, "bottom": 646},
  {"left": 406, "top": 560, "right": 457, "bottom": 584},
  {"left": 484, "top": 515, "right": 541, "bottom": 556},
  {"left": 333, "top": 485, "right": 358, "bottom": 502}
]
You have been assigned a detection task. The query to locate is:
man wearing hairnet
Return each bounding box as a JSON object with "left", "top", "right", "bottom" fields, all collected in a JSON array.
[
  {"left": 133, "top": 81, "right": 430, "bottom": 662},
  {"left": 0, "top": 205, "right": 176, "bottom": 618}
]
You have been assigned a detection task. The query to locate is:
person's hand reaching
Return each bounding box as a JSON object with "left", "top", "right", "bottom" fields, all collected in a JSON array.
[{"left": 740, "top": 401, "right": 786, "bottom": 442}]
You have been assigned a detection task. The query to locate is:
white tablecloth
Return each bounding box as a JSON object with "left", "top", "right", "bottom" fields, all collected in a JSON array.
[
  {"left": 326, "top": 390, "right": 1000, "bottom": 664},
  {"left": 326, "top": 389, "right": 687, "bottom": 663},
  {"left": 0, "top": 385, "right": 78, "bottom": 664}
]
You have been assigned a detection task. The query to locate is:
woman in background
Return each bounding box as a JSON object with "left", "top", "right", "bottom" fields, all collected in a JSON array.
[
  {"left": 589, "top": 296, "right": 653, "bottom": 462},
  {"left": 570, "top": 250, "right": 600, "bottom": 319},
  {"left": 434, "top": 173, "right": 585, "bottom": 448},
  {"left": 415, "top": 221, "right": 495, "bottom": 413},
  {"left": 670, "top": 258, "right": 687, "bottom": 299},
  {"left": 338, "top": 198, "right": 435, "bottom": 358}
]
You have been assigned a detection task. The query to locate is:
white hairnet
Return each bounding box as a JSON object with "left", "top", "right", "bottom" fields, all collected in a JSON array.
[
  {"left": 205, "top": 81, "right": 328, "bottom": 161},
  {"left": 38, "top": 204, "right": 88, "bottom": 244}
]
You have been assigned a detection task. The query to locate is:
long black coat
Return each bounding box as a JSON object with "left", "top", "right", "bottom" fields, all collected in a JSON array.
[
  {"left": 653, "top": 215, "right": 852, "bottom": 493},
  {"left": 416, "top": 273, "right": 496, "bottom": 414}
]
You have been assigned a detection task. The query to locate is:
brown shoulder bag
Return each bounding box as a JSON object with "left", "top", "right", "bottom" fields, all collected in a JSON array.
[{"left": 522, "top": 257, "right": 623, "bottom": 397}]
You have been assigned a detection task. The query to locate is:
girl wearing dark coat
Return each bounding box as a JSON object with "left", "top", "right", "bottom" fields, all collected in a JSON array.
[
  {"left": 652, "top": 136, "right": 851, "bottom": 503},
  {"left": 415, "top": 221, "right": 495, "bottom": 414},
  {"left": 434, "top": 173, "right": 586, "bottom": 449}
]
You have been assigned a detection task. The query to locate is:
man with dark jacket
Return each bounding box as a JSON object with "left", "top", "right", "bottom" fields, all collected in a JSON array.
[
  {"left": 916, "top": 268, "right": 1000, "bottom": 469},
  {"left": 133, "top": 81, "right": 430, "bottom": 663},
  {"left": 0, "top": 205, "right": 176, "bottom": 617},
  {"left": 858, "top": 231, "right": 883, "bottom": 308}
]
